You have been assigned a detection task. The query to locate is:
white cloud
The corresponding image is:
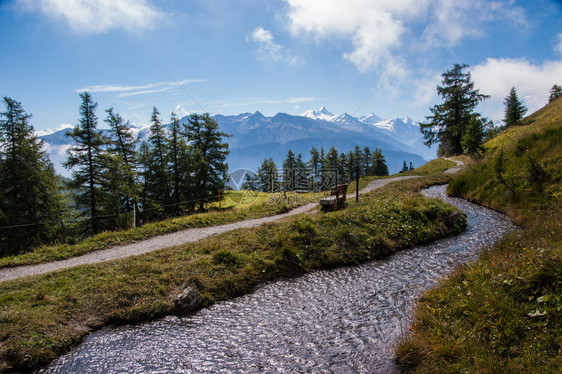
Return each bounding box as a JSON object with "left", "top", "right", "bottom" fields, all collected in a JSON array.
[
  {"left": 555, "top": 33, "right": 562, "bottom": 55},
  {"left": 36, "top": 123, "right": 74, "bottom": 137},
  {"left": 284, "top": 0, "right": 527, "bottom": 72},
  {"left": 18, "top": 0, "right": 164, "bottom": 34},
  {"left": 247, "top": 26, "right": 298, "bottom": 65},
  {"left": 471, "top": 58, "right": 562, "bottom": 121},
  {"left": 77, "top": 79, "right": 204, "bottom": 97}
]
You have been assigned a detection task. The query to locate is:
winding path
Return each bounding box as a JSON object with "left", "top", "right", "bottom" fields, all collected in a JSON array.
[
  {"left": 444, "top": 157, "right": 464, "bottom": 174},
  {"left": 0, "top": 176, "right": 421, "bottom": 283}
]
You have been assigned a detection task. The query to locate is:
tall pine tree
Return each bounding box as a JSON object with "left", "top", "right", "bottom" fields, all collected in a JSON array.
[
  {"left": 548, "top": 84, "right": 561, "bottom": 104},
  {"left": 503, "top": 87, "right": 527, "bottom": 127},
  {"left": 185, "top": 113, "right": 229, "bottom": 210},
  {"left": 461, "top": 114, "right": 487, "bottom": 157},
  {"left": 420, "top": 64, "right": 489, "bottom": 156},
  {"left": 168, "top": 112, "right": 191, "bottom": 213},
  {"left": 0, "top": 97, "right": 62, "bottom": 254},
  {"left": 64, "top": 92, "right": 108, "bottom": 235},
  {"left": 257, "top": 158, "right": 279, "bottom": 192},
  {"left": 371, "top": 148, "right": 389, "bottom": 176},
  {"left": 142, "top": 107, "right": 171, "bottom": 216},
  {"left": 104, "top": 108, "right": 139, "bottom": 226}
]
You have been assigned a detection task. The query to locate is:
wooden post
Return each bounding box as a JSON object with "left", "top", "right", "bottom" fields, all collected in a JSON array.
[
  {"left": 355, "top": 165, "right": 359, "bottom": 203},
  {"left": 218, "top": 188, "right": 222, "bottom": 214},
  {"left": 133, "top": 203, "right": 136, "bottom": 229}
]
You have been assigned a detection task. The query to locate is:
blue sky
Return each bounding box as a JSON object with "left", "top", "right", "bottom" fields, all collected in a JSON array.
[{"left": 1, "top": 0, "right": 562, "bottom": 134}]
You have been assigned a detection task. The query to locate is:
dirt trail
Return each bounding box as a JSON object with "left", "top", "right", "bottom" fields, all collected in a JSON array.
[
  {"left": 444, "top": 158, "right": 465, "bottom": 174},
  {"left": 0, "top": 176, "right": 420, "bottom": 283}
]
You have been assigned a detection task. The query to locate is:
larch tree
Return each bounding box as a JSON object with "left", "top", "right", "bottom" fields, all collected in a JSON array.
[
  {"left": 257, "top": 158, "right": 279, "bottom": 192},
  {"left": 185, "top": 113, "right": 230, "bottom": 210},
  {"left": 0, "top": 97, "right": 62, "bottom": 254},
  {"left": 461, "top": 114, "right": 487, "bottom": 157},
  {"left": 105, "top": 108, "right": 139, "bottom": 223},
  {"left": 420, "top": 63, "right": 489, "bottom": 156},
  {"left": 64, "top": 92, "right": 108, "bottom": 235},
  {"left": 371, "top": 148, "right": 389, "bottom": 176},
  {"left": 503, "top": 87, "right": 527, "bottom": 127},
  {"left": 168, "top": 112, "right": 190, "bottom": 213},
  {"left": 308, "top": 146, "right": 321, "bottom": 191},
  {"left": 282, "top": 149, "right": 297, "bottom": 191},
  {"left": 548, "top": 84, "right": 561, "bottom": 104},
  {"left": 142, "top": 107, "right": 171, "bottom": 216}
]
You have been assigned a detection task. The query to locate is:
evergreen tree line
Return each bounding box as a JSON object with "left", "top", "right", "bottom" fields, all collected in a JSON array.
[
  {"left": 0, "top": 93, "right": 230, "bottom": 255},
  {"left": 421, "top": 63, "right": 560, "bottom": 158},
  {"left": 244, "top": 145, "right": 389, "bottom": 192}
]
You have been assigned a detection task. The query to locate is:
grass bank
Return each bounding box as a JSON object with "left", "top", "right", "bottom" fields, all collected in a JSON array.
[
  {"left": 0, "top": 170, "right": 464, "bottom": 371},
  {"left": 0, "top": 190, "right": 322, "bottom": 268},
  {"left": 396, "top": 99, "right": 562, "bottom": 373},
  {"left": 0, "top": 177, "right": 378, "bottom": 269}
]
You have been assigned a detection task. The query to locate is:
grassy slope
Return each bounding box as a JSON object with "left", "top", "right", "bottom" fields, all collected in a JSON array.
[
  {"left": 0, "top": 190, "right": 322, "bottom": 268},
  {"left": 396, "top": 99, "right": 562, "bottom": 373},
  {"left": 0, "top": 168, "right": 464, "bottom": 371},
  {"left": 0, "top": 177, "right": 378, "bottom": 268}
]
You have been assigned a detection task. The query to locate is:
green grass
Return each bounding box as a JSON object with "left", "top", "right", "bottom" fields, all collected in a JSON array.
[
  {"left": 0, "top": 176, "right": 384, "bottom": 269},
  {"left": 401, "top": 158, "right": 457, "bottom": 176},
  {"left": 0, "top": 170, "right": 465, "bottom": 372},
  {"left": 0, "top": 190, "right": 322, "bottom": 268},
  {"left": 396, "top": 98, "right": 562, "bottom": 373}
]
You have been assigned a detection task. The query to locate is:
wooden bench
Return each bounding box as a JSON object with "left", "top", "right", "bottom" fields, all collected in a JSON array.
[{"left": 319, "top": 184, "right": 348, "bottom": 211}]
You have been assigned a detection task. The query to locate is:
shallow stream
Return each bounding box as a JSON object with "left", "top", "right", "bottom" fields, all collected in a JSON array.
[{"left": 38, "top": 185, "right": 516, "bottom": 373}]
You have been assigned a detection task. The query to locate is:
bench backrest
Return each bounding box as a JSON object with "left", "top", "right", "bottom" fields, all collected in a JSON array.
[{"left": 330, "top": 184, "right": 348, "bottom": 196}]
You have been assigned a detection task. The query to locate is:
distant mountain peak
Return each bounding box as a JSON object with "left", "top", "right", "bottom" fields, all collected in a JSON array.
[
  {"left": 301, "top": 106, "right": 334, "bottom": 121},
  {"left": 358, "top": 113, "right": 384, "bottom": 124}
]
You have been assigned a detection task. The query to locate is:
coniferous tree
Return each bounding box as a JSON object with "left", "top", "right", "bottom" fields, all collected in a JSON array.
[
  {"left": 143, "top": 107, "right": 170, "bottom": 216},
  {"left": 339, "top": 152, "right": 348, "bottom": 180},
  {"left": 138, "top": 140, "right": 151, "bottom": 214},
  {"left": 241, "top": 172, "right": 260, "bottom": 191},
  {"left": 461, "top": 114, "right": 487, "bottom": 157},
  {"left": 363, "top": 146, "right": 371, "bottom": 175},
  {"left": 420, "top": 63, "right": 489, "bottom": 156},
  {"left": 282, "top": 149, "right": 297, "bottom": 191},
  {"left": 185, "top": 113, "right": 229, "bottom": 210},
  {"left": 168, "top": 112, "right": 190, "bottom": 213},
  {"left": 347, "top": 149, "right": 357, "bottom": 180},
  {"left": 371, "top": 148, "right": 389, "bottom": 176},
  {"left": 401, "top": 161, "right": 409, "bottom": 172},
  {"left": 257, "top": 158, "right": 279, "bottom": 192},
  {"left": 308, "top": 146, "right": 321, "bottom": 191},
  {"left": 324, "top": 147, "right": 339, "bottom": 170},
  {"left": 64, "top": 92, "right": 108, "bottom": 234},
  {"left": 0, "top": 97, "right": 62, "bottom": 254},
  {"left": 104, "top": 108, "right": 139, "bottom": 225},
  {"left": 503, "top": 87, "right": 527, "bottom": 127},
  {"left": 294, "top": 153, "right": 309, "bottom": 190},
  {"left": 548, "top": 84, "right": 562, "bottom": 104}
]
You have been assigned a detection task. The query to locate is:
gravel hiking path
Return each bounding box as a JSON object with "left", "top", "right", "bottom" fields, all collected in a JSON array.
[
  {"left": 444, "top": 158, "right": 465, "bottom": 174},
  {"left": 0, "top": 176, "right": 420, "bottom": 283}
]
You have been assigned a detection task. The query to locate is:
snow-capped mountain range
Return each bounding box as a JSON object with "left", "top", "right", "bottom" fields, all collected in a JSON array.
[{"left": 39, "top": 107, "right": 437, "bottom": 177}]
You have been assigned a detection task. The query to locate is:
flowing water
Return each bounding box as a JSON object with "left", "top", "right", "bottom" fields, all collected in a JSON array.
[{"left": 38, "top": 185, "right": 516, "bottom": 374}]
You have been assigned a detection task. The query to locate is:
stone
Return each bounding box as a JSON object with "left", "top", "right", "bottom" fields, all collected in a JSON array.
[{"left": 175, "top": 287, "right": 204, "bottom": 313}]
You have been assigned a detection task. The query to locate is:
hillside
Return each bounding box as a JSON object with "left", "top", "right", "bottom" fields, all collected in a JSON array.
[{"left": 396, "top": 99, "right": 562, "bottom": 372}]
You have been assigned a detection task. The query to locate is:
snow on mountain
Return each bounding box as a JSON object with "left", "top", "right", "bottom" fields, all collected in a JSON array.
[
  {"left": 300, "top": 106, "right": 335, "bottom": 121},
  {"left": 358, "top": 113, "right": 383, "bottom": 124},
  {"left": 40, "top": 107, "right": 437, "bottom": 178}
]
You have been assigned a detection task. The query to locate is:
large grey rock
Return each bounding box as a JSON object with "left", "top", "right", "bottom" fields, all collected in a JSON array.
[{"left": 175, "top": 287, "right": 204, "bottom": 313}]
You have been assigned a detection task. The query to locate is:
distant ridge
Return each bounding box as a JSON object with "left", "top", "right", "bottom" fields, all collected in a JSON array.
[{"left": 39, "top": 107, "right": 438, "bottom": 177}]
